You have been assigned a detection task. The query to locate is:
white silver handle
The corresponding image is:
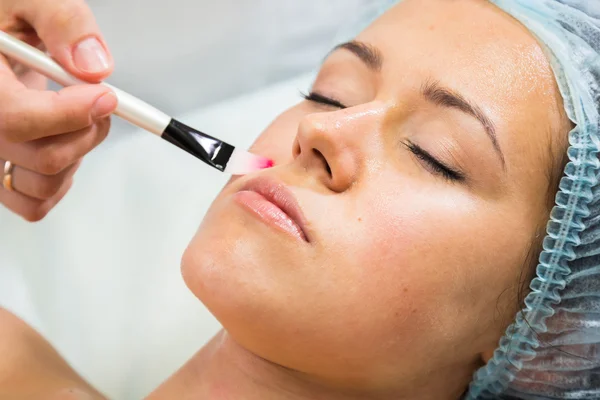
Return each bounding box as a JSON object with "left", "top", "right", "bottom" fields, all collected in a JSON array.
[{"left": 0, "top": 30, "right": 171, "bottom": 135}]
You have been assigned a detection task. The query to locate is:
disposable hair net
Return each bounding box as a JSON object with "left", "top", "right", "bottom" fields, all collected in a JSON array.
[
  {"left": 335, "top": 1, "right": 600, "bottom": 399},
  {"left": 467, "top": 1, "right": 600, "bottom": 398}
]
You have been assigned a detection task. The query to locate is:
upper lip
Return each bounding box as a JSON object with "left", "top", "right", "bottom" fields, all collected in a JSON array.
[{"left": 238, "top": 176, "right": 310, "bottom": 242}]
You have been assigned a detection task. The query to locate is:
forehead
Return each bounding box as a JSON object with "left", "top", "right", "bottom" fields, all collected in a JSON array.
[
  {"left": 354, "top": 0, "right": 564, "bottom": 179},
  {"left": 356, "top": 0, "right": 557, "bottom": 115}
]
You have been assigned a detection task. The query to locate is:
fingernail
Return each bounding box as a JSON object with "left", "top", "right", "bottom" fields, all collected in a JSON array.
[
  {"left": 73, "top": 37, "right": 110, "bottom": 74},
  {"left": 92, "top": 92, "right": 117, "bottom": 119}
]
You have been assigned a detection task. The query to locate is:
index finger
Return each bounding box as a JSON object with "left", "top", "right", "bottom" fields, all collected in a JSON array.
[{"left": 0, "top": 83, "right": 117, "bottom": 142}]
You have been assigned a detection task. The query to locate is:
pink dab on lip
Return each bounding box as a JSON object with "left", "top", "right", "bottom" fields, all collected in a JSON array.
[{"left": 258, "top": 158, "right": 275, "bottom": 169}]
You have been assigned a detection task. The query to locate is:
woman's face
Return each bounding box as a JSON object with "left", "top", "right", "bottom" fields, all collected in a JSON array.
[{"left": 183, "top": 0, "right": 569, "bottom": 395}]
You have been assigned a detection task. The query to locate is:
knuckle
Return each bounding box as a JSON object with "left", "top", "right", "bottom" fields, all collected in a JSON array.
[
  {"left": 0, "top": 107, "right": 31, "bottom": 143},
  {"left": 96, "top": 118, "right": 111, "bottom": 139},
  {"left": 44, "top": 93, "right": 80, "bottom": 132},
  {"left": 55, "top": 92, "right": 91, "bottom": 128},
  {"left": 35, "top": 176, "right": 63, "bottom": 199},
  {"left": 36, "top": 148, "right": 70, "bottom": 175},
  {"left": 98, "top": 115, "right": 111, "bottom": 130},
  {"left": 47, "top": 2, "right": 86, "bottom": 29},
  {"left": 23, "top": 203, "right": 50, "bottom": 223}
]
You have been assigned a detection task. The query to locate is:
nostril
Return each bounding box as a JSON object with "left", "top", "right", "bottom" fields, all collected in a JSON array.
[{"left": 312, "top": 148, "right": 332, "bottom": 177}]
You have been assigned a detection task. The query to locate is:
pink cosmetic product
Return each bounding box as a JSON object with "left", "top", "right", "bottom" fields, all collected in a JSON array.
[{"left": 0, "top": 31, "right": 273, "bottom": 175}]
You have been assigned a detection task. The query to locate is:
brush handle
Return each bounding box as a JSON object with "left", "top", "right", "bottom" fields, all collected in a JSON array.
[{"left": 0, "top": 30, "right": 171, "bottom": 136}]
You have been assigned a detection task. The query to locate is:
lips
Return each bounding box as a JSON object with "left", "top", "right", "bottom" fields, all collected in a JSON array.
[{"left": 233, "top": 176, "right": 309, "bottom": 243}]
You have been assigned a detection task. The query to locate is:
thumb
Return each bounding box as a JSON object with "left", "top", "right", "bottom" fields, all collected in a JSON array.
[{"left": 14, "top": 0, "right": 114, "bottom": 82}]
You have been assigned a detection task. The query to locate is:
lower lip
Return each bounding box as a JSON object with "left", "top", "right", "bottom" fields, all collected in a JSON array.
[{"left": 233, "top": 190, "right": 306, "bottom": 242}]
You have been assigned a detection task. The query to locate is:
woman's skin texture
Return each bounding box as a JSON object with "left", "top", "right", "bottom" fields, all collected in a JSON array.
[
  {"left": 167, "top": 0, "right": 571, "bottom": 399},
  {"left": 0, "top": 0, "right": 572, "bottom": 399},
  {"left": 0, "top": 308, "right": 104, "bottom": 400}
]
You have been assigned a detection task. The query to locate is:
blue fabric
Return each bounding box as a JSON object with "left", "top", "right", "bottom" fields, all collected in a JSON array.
[
  {"left": 336, "top": 1, "right": 600, "bottom": 399},
  {"left": 466, "top": 1, "right": 600, "bottom": 399}
]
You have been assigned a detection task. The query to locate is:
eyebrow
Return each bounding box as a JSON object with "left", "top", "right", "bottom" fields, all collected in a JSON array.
[
  {"left": 333, "top": 41, "right": 505, "bottom": 168},
  {"left": 421, "top": 80, "right": 505, "bottom": 168},
  {"left": 332, "top": 41, "right": 383, "bottom": 71}
]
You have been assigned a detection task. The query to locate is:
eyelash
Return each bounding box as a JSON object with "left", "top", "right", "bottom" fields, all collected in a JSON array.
[
  {"left": 302, "top": 91, "right": 463, "bottom": 183},
  {"left": 301, "top": 91, "right": 347, "bottom": 109},
  {"left": 403, "top": 141, "right": 465, "bottom": 182}
]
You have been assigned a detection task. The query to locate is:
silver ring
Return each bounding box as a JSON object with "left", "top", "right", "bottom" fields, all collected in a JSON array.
[{"left": 2, "top": 160, "right": 15, "bottom": 192}]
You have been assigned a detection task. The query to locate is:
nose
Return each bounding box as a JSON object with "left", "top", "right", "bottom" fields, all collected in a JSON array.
[{"left": 292, "top": 105, "right": 384, "bottom": 193}]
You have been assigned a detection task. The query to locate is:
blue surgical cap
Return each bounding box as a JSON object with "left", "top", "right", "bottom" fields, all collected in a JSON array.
[
  {"left": 337, "top": 1, "right": 600, "bottom": 399},
  {"left": 467, "top": 1, "right": 600, "bottom": 399}
]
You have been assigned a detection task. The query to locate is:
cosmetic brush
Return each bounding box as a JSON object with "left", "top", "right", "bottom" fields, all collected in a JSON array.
[{"left": 0, "top": 31, "right": 273, "bottom": 175}]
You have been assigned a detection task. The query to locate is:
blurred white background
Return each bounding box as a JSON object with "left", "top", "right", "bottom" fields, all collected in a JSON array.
[
  {"left": 87, "top": 0, "right": 368, "bottom": 143},
  {"left": 0, "top": 1, "right": 368, "bottom": 398}
]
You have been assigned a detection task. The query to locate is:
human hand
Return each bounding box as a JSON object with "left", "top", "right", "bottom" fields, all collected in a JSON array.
[{"left": 0, "top": 0, "right": 117, "bottom": 221}]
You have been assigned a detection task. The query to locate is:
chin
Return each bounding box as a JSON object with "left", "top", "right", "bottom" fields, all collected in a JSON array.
[
  {"left": 179, "top": 184, "right": 374, "bottom": 377},
  {"left": 181, "top": 190, "right": 298, "bottom": 330},
  {"left": 181, "top": 193, "right": 328, "bottom": 370}
]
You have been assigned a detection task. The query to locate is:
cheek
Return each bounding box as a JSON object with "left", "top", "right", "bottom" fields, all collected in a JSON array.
[
  {"left": 248, "top": 103, "right": 306, "bottom": 165},
  {"left": 314, "top": 179, "right": 533, "bottom": 348}
]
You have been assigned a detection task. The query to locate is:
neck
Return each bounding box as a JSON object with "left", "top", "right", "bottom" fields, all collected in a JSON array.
[{"left": 149, "top": 330, "right": 471, "bottom": 400}]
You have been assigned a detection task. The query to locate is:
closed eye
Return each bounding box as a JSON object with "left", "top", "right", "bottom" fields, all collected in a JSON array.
[
  {"left": 302, "top": 92, "right": 464, "bottom": 182},
  {"left": 403, "top": 141, "right": 465, "bottom": 182},
  {"left": 301, "top": 91, "right": 347, "bottom": 109}
]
